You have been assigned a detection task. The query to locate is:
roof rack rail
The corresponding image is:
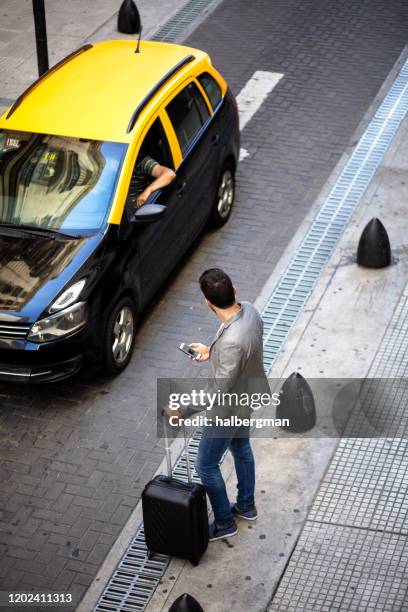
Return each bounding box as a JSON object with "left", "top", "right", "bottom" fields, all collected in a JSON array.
[
  {"left": 6, "top": 44, "right": 93, "bottom": 120},
  {"left": 126, "top": 54, "right": 195, "bottom": 134}
]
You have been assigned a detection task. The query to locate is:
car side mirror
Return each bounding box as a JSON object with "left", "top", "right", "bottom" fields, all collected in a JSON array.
[{"left": 132, "top": 203, "right": 166, "bottom": 223}]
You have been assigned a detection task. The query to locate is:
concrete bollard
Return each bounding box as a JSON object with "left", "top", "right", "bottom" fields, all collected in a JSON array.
[
  {"left": 356, "top": 217, "right": 391, "bottom": 268},
  {"left": 276, "top": 372, "right": 316, "bottom": 432},
  {"left": 118, "top": 0, "right": 142, "bottom": 34},
  {"left": 168, "top": 593, "right": 204, "bottom": 612}
]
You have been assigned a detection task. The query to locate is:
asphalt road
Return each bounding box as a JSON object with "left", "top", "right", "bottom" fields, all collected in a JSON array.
[{"left": 1, "top": 0, "right": 408, "bottom": 605}]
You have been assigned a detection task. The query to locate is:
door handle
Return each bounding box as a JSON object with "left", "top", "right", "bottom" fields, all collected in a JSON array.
[
  {"left": 212, "top": 134, "right": 220, "bottom": 147},
  {"left": 176, "top": 181, "right": 186, "bottom": 197}
]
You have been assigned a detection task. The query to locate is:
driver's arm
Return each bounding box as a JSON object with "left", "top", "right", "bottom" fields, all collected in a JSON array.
[{"left": 136, "top": 162, "right": 176, "bottom": 208}]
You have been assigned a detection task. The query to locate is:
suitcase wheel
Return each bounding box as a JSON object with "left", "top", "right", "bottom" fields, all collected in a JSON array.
[{"left": 190, "top": 558, "right": 199, "bottom": 567}]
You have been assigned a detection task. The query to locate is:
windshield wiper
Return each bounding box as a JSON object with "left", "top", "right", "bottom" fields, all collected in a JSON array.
[{"left": 0, "top": 223, "right": 81, "bottom": 239}]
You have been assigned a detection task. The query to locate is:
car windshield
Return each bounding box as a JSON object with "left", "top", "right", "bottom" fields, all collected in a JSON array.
[{"left": 0, "top": 130, "right": 127, "bottom": 234}]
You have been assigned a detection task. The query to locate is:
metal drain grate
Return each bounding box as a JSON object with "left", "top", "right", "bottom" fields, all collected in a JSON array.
[
  {"left": 94, "top": 33, "right": 408, "bottom": 612},
  {"left": 94, "top": 527, "right": 168, "bottom": 611},
  {"left": 151, "top": 0, "right": 217, "bottom": 42},
  {"left": 262, "top": 58, "right": 408, "bottom": 372}
]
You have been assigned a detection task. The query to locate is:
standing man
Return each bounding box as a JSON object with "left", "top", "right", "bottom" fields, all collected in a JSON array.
[{"left": 165, "top": 268, "right": 270, "bottom": 541}]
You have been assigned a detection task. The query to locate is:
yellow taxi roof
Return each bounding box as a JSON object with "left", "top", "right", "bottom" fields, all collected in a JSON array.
[{"left": 0, "top": 40, "right": 208, "bottom": 143}]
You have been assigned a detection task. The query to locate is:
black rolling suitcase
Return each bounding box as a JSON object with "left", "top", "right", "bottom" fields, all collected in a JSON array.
[{"left": 142, "top": 425, "right": 208, "bottom": 566}]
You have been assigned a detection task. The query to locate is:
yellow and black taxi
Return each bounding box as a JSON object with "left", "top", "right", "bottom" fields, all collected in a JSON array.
[{"left": 0, "top": 40, "right": 240, "bottom": 382}]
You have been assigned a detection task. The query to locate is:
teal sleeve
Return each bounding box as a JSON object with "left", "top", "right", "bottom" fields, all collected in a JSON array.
[{"left": 141, "top": 156, "right": 159, "bottom": 176}]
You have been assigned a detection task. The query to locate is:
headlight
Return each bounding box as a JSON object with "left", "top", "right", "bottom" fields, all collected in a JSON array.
[
  {"left": 28, "top": 302, "right": 87, "bottom": 343},
  {"left": 49, "top": 279, "right": 86, "bottom": 313}
]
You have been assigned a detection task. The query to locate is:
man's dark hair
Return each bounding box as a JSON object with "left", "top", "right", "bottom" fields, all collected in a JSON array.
[{"left": 199, "top": 268, "right": 235, "bottom": 308}]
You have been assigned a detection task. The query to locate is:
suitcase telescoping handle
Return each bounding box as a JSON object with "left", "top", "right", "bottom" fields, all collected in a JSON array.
[
  {"left": 163, "top": 415, "right": 192, "bottom": 483},
  {"left": 183, "top": 424, "right": 193, "bottom": 483}
]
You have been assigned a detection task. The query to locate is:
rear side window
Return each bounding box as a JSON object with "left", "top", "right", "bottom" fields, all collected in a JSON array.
[
  {"left": 198, "top": 72, "right": 222, "bottom": 110},
  {"left": 193, "top": 85, "right": 211, "bottom": 123},
  {"left": 166, "top": 82, "right": 210, "bottom": 155}
]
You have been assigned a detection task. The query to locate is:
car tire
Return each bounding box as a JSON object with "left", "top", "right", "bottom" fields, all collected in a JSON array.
[
  {"left": 209, "top": 161, "right": 235, "bottom": 228},
  {"left": 102, "top": 296, "right": 137, "bottom": 376}
]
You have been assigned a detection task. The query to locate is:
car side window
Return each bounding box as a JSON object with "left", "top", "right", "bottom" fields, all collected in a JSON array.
[
  {"left": 128, "top": 117, "right": 173, "bottom": 203},
  {"left": 166, "top": 82, "right": 210, "bottom": 155},
  {"left": 193, "top": 84, "right": 211, "bottom": 123},
  {"left": 198, "top": 72, "right": 222, "bottom": 111}
]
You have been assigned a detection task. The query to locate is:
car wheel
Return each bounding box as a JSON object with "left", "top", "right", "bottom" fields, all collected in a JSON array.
[
  {"left": 103, "top": 296, "right": 137, "bottom": 375},
  {"left": 210, "top": 161, "right": 235, "bottom": 228}
]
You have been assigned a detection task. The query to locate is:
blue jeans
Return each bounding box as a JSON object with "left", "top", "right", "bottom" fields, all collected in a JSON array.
[{"left": 195, "top": 425, "right": 255, "bottom": 527}]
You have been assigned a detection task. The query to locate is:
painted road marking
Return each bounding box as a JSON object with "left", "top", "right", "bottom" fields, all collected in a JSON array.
[{"left": 237, "top": 70, "right": 284, "bottom": 161}]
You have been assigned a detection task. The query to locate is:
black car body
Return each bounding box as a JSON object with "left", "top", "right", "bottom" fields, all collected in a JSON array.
[{"left": 0, "top": 44, "right": 239, "bottom": 382}]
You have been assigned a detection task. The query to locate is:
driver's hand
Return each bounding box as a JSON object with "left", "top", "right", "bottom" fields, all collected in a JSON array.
[
  {"left": 136, "top": 189, "right": 151, "bottom": 208},
  {"left": 189, "top": 343, "right": 210, "bottom": 362}
]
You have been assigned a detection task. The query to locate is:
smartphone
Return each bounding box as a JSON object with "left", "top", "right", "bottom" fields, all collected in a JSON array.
[{"left": 178, "top": 343, "right": 202, "bottom": 360}]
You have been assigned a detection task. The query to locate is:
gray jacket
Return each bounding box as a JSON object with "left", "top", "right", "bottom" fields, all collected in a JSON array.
[{"left": 181, "top": 301, "right": 270, "bottom": 418}]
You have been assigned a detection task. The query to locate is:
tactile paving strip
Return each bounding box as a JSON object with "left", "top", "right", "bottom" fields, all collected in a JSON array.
[
  {"left": 269, "top": 292, "right": 408, "bottom": 609},
  {"left": 270, "top": 522, "right": 408, "bottom": 612},
  {"left": 309, "top": 438, "right": 408, "bottom": 534},
  {"left": 371, "top": 294, "right": 408, "bottom": 378},
  {"left": 342, "top": 378, "right": 408, "bottom": 438}
]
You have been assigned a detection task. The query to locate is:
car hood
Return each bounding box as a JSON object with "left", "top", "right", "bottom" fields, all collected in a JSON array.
[{"left": 0, "top": 231, "right": 104, "bottom": 322}]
